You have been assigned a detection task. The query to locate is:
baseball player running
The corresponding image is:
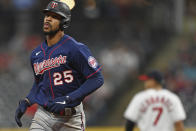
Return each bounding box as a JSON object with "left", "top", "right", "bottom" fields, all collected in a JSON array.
[
  {"left": 124, "top": 70, "right": 186, "bottom": 131},
  {"left": 15, "top": 0, "right": 104, "bottom": 130}
]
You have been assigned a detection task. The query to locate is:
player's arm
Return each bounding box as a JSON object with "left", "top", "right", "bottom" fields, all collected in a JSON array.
[
  {"left": 171, "top": 95, "right": 186, "bottom": 131},
  {"left": 15, "top": 53, "right": 38, "bottom": 127},
  {"left": 47, "top": 70, "right": 103, "bottom": 113},
  {"left": 24, "top": 53, "right": 40, "bottom": 106},
  {"left": 125, "top": 120, "right": 136, "bottom": 131},
  {"left": 15, "top": 81, "right": 39, "bottom": 127},
  {"left": 67, "top": 71, "right": 103, "bottom": 102},
  {"left": 175, "top": 120, "right": 185, "bottom": 131},
  {"left": 66, "top": 46, "right": 104, "bottom": 102},
  {"left": 26, "top": 81, "right": 39, "bottom": 105},
  {"left": 46, "top": 72, "right": 103, "bottom": 113},
  {"left": 124, "top": 94, "right": 141, "bottom": 131}
]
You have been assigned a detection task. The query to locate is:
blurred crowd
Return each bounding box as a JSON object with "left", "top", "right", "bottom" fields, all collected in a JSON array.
[
  {"left": 0, "top": 0, "right": 195, "bottom": 127},
  {"left": 164, "top": 36, "right": 196, "bottom": 126}
]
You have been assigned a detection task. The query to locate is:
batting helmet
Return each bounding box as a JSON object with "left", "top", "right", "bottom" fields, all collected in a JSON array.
[{"left": 43, "top": 0, "right": 71, "bottom": 30}]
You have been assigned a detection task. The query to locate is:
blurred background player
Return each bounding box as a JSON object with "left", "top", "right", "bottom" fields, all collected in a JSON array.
[
  {"left": 15, "top": 0, "right": 104, "bottom": 130},
  {"left": 124, "top": 70, "right": 186, "bottom": 131}
]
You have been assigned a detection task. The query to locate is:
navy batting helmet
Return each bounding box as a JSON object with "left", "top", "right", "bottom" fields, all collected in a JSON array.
[{"left": 43, "top": 0, "right": 71, "bottom": 30}]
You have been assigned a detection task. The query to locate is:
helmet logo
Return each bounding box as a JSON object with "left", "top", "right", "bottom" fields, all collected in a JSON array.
[{"left": 51, "top": 2, "right": 58, "bottom": 8}]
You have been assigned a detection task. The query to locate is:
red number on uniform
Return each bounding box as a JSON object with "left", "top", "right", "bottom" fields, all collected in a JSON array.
[
  {"left": 53, "top": 70, "right": 74, "bottom": 86},
  {"left": 153, "top": 107, "right": 163, "bottom": 126}
]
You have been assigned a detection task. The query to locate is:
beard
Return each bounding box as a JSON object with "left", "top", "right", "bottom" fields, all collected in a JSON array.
[{"left": 43, "top": 23, "right": 61, "bottom": 37}]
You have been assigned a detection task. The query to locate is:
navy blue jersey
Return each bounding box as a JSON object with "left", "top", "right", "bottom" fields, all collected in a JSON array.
[{"left": 27, "top": 35, "right": 102, "bottom": 106}]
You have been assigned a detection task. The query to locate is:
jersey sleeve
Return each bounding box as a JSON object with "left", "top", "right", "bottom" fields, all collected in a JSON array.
[
  {"left": 170, "top": 95, "right": 186, "bottom": 122},
  {"left": 72, "top": 44, "right": 102, "bottom": 79},
  {"left": 124, "top": 94, "right": 141, "bottom": 122},
  {"left": 26, "top": 52, "right": 39, "bottom": 105}
]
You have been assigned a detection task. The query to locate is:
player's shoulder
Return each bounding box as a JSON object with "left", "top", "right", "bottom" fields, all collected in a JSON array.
[
  {"left": 133, "top": 89, "right": 160, "bottom": 99},
  {"left": 136, "top": 89, "right": 155, "bottom": 96},
  {"left": 31, "top": 45, "right": 42, "bottom": 53},
  {"left": 30, "top": 44, "right": 42, "bottom": 58},
  {"left": 65, "top": 35, "right": 89, "bottom": 51},
  {"left": 132, "top": 90, "right": 149, "bottom": 100},
  {"left": 161, "top": 89, "right": 181, "bottom": 101}
]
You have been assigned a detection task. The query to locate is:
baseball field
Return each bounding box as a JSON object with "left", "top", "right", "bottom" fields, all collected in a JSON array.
[
  {"left": 86, "top": 127, "right": 196, "bottom": 131},
  {"left": 0, "top": 127, "right": 195, "bottom": 131}
]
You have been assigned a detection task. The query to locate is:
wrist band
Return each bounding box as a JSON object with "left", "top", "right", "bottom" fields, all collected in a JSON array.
[{"left": 24, "top": 98, "right": 31, "bottom": 106}]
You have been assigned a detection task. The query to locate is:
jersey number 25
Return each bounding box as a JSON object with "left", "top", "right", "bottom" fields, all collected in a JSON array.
[{"left": 53, "top": 70, "right": 74, "bottom": 85}]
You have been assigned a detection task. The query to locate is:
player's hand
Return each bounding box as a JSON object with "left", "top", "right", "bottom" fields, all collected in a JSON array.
[
  {"left": 46, "top": 96, "right": 71, "bottom": 113},
  {"left": 15, "top": 100, "right": 29, "bottom": 127}
]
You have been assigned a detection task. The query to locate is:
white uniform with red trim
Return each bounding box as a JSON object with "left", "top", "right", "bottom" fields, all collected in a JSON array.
[{"left": 124, "top": 89, "right": 186, "bottom": 131}]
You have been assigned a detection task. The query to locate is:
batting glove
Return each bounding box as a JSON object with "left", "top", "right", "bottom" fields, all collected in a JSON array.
[
  {"left": 46, "top": 96, "right": 71, "bottom": 113},
  {"left": 15, "top": 99, "right": 30, "bottom": 127}
]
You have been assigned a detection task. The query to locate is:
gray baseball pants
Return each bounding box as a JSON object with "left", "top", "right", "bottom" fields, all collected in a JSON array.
[{"left": 29, "top": 103, "right": 85, "bottom": 131}]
